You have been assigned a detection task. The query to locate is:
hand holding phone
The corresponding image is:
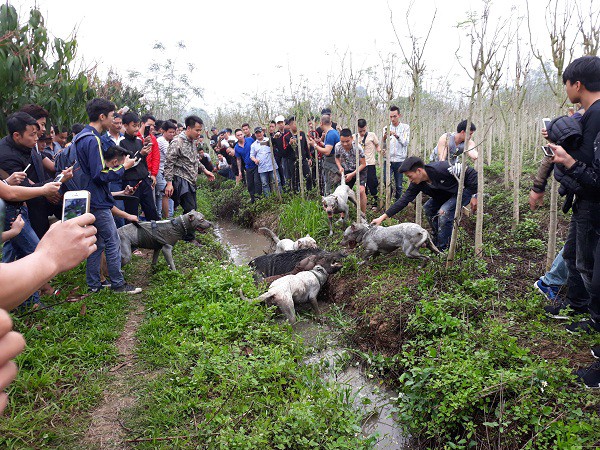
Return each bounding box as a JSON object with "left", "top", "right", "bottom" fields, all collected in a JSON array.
[
  {"left": 132, "top": 180, "right": 143, "bottom": 191},
  {"left": 143, "top": 125, "right": 151, "bottom": 138},
  {"left": 542, "top": 145, "right": 555, "bottom": 157},
  {"left": 542, "top": 118, "right": 551, "bottom": 130},
  {"left": 62, "top": 190, "right": 91, "bottom": 222}
]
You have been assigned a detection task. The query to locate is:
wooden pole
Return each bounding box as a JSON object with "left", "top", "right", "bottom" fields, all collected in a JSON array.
[{"left": 268, "top": 129, "right": 282, "bottom": 201}]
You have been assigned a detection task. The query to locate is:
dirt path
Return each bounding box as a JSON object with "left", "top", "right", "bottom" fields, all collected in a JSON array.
[{"left": 83, "top": 256, "right": 151, "bottom": 449}]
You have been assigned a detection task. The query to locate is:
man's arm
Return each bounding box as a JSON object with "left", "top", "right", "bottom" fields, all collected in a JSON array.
[
  {"left": 436, "top": 134, "right": 447, "bottom": 161},
  {"left": 0, "top": 180, "right": 61, "bottom": 202},
  {"left": 372, "top": 183, "right": 421, "bottom": 225},
  {"left": 399, "top": 124, "right": 410, "bottom": 146},
  {"left": 466, "top": 139, "right": 478, "bottom": 161}
]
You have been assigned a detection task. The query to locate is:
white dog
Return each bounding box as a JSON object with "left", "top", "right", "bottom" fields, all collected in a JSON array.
[
  {"left": 259, "top": 227, "right": 318, "bottom": 253},
  {"left": 321, "top": 173, "right": 357, "bottom": 235},
  {"left": 252, "top": 265, "right": 329, "bottom": 323}
]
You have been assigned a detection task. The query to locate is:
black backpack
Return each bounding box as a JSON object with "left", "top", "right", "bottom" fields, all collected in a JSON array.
[{"left": 54, "top": 131, "right": 95, "bottom": 191}]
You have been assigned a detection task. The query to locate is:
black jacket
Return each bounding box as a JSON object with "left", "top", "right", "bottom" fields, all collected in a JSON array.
[
  {"left": 120, "top": 133, "right": 149, "bottom": 181},
  {"left": 0, "top": 135, "right": 46, "bottom": 206},
  {"left": 385, "top": 161, "right": 478, "bottom": 218}
]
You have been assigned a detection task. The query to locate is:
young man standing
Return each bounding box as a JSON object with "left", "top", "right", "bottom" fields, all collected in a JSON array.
[
  {"left": 435, "top": 120, "right": 479, "bottom": 164},
  {"left": 140, "top": 114, "right": 160, "bottom": 192},
  {"left": 309, "top": 115, "right": 339, "bottom": 195},
  {"left": 357, "top": 119, "right": 381, "bottom": 208},
  {"left": 234, "top": 128, "right": 261, "bottom": 202},
  {"left": 250, "top": 127, "right": 280, "bottom": 196},
  {"left": 286, "top": 117, "right": 313, "bottom": 191},
  {"left": 76, "top": 98, "right": 141, "bottom": 294},
  {"left": 383, "top": 105, "right": 410, "bottom": 201},
  {"left": 164, "top": 115, "right": 215, "bottom": 241},
  {"left": 156, "top": 121, "right": 176, "bottom": 218},
  {"left": 119, "top": 111, "right": 160, "bottom": 221},
  {"left": 271, "top": 115, "right": 287, "bottom": 187},
  {"left": 371, "top": 156, "right": 478, "bottom": 251},
  {"left": 335, "top": 129, "right": 367, "bottom": 214}
]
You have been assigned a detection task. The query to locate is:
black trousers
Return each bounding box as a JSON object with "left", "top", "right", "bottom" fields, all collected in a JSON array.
[
  {"left": 179, "top": 189, "right": 197, "bottom": 241},
  {"left": 563, "top": 199, "right": 600, "bottom": 320},
  {"left": 125, "top": 177, "right": 159, "bottom": 221},
  {"left": 366, "top": 165, "right": 378, "bottom": 203}
]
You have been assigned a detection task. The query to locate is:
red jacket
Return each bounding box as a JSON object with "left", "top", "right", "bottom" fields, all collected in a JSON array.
[{"left": 137, "top": 131, "right": 160, "bottom": 176}]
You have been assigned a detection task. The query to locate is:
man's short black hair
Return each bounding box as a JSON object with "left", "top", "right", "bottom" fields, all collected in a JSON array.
[
  {"left": 241, "top": 122, "right": 250, "bottom": 128},
  {"left": 389, "top": 105, "right": 400, "bottom": 114},
  {"left": 141, "top": 114, "right": 156, "bottom": 123},
  {"left": 457, "top": 120, "right": 476, "bottom": 133},
  {"left": 270, "top": 120, "right": 276, "bottom": 125},
  {"left": 71, "top": 123, "right": 85, "bottom": 135},
  {"left": 562, "top": 56, "right": 600, "bottom": 92},
  {"left": 185, "top": 115, "right": 203, "bottom": 128},
  {"left": 287, "top": 116, "right": 296, "bottom": 124},
  {"left": 104, "top": 145, "right": 127, "bottom": 161},
  {"left": 86, "top": 98, "right": 116, "bottom": 122},
  {"left": 122, "top": 111, "right": 140, "bottom": 125},
  {"left": 162, "top": 121, "right": 177, "bottom": 131},
  {"left": 234, "top": 128, "right": 242, "bottom": 134},
  {"left": 340, "top": 128, "right": 353, "bottom": 138},
  {"left": 19, "top": 104, "right": 49, "bottom": 120},
  {"left": 155, "top": 119, "right": 164, "bottom": 130},
  {"left": 113, "top": 112, "right": 122, "bottom": 120},
  {"left": 357, "top": 118, "right": 367, "bottom": 128},
  {"left": 53, "top": 124, "right": 69, "bottom": 134},
  {"left": 398, "top": 156, "right": 424, "bottom": 173},
  {"left": 7, "top": 112, "right": 38, "bottom": 135},
  {"left": 226, "top": 128, "right": 232, "bottom": 134},
  {"left": 168, "top": 118, "right": 178, "bottom": 124}
]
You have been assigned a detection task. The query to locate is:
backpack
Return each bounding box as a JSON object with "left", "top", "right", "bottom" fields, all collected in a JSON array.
[{"left": 54, "top": 131, "right": 95, "bottom": 192}]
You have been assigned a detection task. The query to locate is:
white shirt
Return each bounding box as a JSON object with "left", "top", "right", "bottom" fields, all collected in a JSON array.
[{"left": 389, "top": 122, "right": 410, "bottom": 162}]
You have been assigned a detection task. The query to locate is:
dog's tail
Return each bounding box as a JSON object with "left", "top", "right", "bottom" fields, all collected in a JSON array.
[
  {"left": 347, "top": 187, "right": 357, "bottom": 205},
  {"left": 340, "top": 170, "right": 346, "bottom": 186},
  {"left": 258, "top": 227, "right": 280, "bottom": 244},
  {"left": 239, "top": 288, "right": 272, "bottom": 304},
  {"left": 424, "top": 231, "right": 442, "bottom": 255}
]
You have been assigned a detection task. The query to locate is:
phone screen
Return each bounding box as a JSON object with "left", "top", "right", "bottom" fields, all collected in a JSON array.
[
  {"left": 62, "top": 197, "right": 88, "bottom": 221},
  {"left": 542, "top": 145, "right": 554, "bottom": 157},
  {"left": 144, "top": 125, "right": 151, "bottom": 138}
]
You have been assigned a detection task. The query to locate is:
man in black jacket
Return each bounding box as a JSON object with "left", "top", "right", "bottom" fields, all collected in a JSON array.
[
  {"left": 371, "top": 156, "right": 477, "bottom": 251},
  {"left": 120, "top": 111, "right": 159, "bottom": 221}
]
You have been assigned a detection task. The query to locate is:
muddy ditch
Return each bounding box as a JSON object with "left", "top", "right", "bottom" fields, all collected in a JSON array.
[{"left": 212, "top": 221, "right": 408, "bottom": 449}]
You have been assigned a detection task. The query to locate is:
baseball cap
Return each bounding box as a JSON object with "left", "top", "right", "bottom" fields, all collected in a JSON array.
[
  {"left": 398, "top": 156, "right": 424, "bottom": 173},
  {"left": 220, "top": 139, "right": 230, "bottom": 148},
  {"left": 275, "top": 115, "right": 285, "bottom": 123},
  {"left": 254, "top": 126, "right": 263, "bottom": 133},
  {"left": 321, "top": 108, "right": 332, "bottom": 115}
]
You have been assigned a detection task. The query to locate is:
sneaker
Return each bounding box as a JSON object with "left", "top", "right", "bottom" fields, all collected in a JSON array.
[
  {"left": 111, "top": 283, "right": 142, "bottom": 295},
  {"left": 544, "top": 300, "right": 576, "bottom": 320},
  {"left": 575, "top": 361, "right": 600, "bottom": 388},
  {"left": 565, "top": 319, "right": 600, "bottom": 334},
  {"left": 591, "top": 346, "right": 600, "bottom": 359},
  {"left": 534, "top": 279, "right": 559, "bottom": 302},
  {"left": 89, "top": 286, "right": 104, "bottom": 294},
  {"left": 101, "top": 280, "right": 111, "bottom": 288}
]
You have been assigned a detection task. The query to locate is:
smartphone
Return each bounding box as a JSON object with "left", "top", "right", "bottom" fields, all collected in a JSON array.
[
  {"left": 54, "top": 173, "right": 65, "bottom": 183},
  {"left": 132, "top": 179, "right": 143, "bottom": 191},
  {"left": 144, "top": 125, "right": 151, "bottom": 138},
  {"left": 542, "top": 118, "right": 551, "bottom": 130},
  {"left": 121, "top": 105, "right": 130, "bottom": 114},
  {"left": 62, "top": 190, "right": 90, "bottom": 222},
  {"left": 542, "top": 145, "right": 554, "bottom": 157}
]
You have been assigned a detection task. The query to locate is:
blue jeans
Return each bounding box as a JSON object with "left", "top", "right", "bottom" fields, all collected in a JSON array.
[
  {"left": 423, "top": 195, "right": 471, "bottom": 251},
  {"left": 110, "top": 181, "right": 125, "bottom": 228},
  {"left": 86, "top": 208, "right": 125, "bottom": 290},
  {"left": 383, "top": 161, "right": 404, "bottom": 200},
  {"left": 259, "top": 171, "right": 281, "bottom": 196},
  {"left": 2, "top": 205, "right": 40, "bottom": 305},
  {"left": 541, "top": 248, "right": 568, "bottom": 287},
  {"left": 155, "top": 171, "right": 174, "bottom": 218}
]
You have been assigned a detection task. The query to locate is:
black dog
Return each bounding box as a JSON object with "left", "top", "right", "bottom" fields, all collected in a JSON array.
[{"left": 249, "top": 248, "right": 346, "bottom": 280}]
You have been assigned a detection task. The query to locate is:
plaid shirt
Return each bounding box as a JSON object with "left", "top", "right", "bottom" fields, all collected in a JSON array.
[
  {"left": 164, "top": 132, "right": 206, "bottom": 185},
  {"left": 334, "top": 141, "right": 365, "bottom": 172}
]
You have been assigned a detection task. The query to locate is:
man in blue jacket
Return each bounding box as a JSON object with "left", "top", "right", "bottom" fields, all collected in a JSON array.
[{"left": 76, "top": 98, "right": 141, "bottom": 294}]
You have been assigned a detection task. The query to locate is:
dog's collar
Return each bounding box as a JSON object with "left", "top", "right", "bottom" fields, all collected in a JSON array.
[{"left": 171, "top": 215, "right": 189, "bottom": 235}]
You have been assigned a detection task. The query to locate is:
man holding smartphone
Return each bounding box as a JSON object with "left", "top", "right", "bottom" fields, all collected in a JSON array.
[{"left": 76, "top": 98, "right": 141, "bottom": 294}]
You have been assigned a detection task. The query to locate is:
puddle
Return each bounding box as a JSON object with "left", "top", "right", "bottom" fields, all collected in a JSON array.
[
  {"left": 215, "top": 221, "right": 407, "bottom": 448},
  {"left": 213, "top": 222, "right": 272, "bottom": 264}
]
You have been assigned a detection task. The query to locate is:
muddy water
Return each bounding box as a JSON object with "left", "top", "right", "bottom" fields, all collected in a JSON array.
[{"left": 214, "top": 221, "right": 407, "bottom": 449}]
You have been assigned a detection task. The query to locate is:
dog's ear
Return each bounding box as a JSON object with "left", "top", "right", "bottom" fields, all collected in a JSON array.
[{"left": 350, "top": 223, "right": 356, "bottom": 231}]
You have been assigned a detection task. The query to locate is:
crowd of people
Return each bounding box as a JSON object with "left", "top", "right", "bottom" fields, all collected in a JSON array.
[{"left": 0, "top": 55, "right": 600, "bottom": 413}]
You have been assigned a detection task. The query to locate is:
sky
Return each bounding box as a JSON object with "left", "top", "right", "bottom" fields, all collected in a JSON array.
[{"left": 9, "top": 0, "right": 591, "bottom": 117}]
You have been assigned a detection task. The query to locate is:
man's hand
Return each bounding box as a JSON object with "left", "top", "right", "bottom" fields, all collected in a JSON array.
[
  {"left": 140, "top": 143, "right": 152, "bottom": 156},
  {"left": 164, "top": 181, "right": 174, "bottom": 198},
  {"left": 541, "top": 129, "right": 549, "bottom": 141},
  {"left": 371, "top": 215, "right": 386, "bottom": 226},
  {"left": 0, "top": 309, "right": 26, "bottom": 415},
  {"left": 470, "top": 196, "right": 478, "bottom": 214},
  {"left": 345, "top": 172, "right": 355, "bottom": 183},
  {"left": 60, "top": 167, "right": 73, "bottom": 183},
  {"left": 550, "top": 144, "right": 576, "bottom": 169},
  {"left": 10, "top": 214, "right": 24, "bottom": 234},
  {"left": 37, "top": 212, "right": 97, "bottom": 274},
  {"left": 150, "top": 175, "right": 156, "bottom": 189},
  {"left": 205, "top": 171, "right": 215, "bottom": 182},
  {"left": 41, "top": 182, "right": 61, "bottom": 198},
  {"left": 123, "top": 155, "right": 136, "bottom": 170},
  {"left": 5, "top": 172, "right": 26, "bottom": 186},
  {"left": 235, "top": 174, "right": 242, "bottom": 184},
  {"left": 126, "top": 214, "right": 139, "bottom": 223},
  {"left": 123, "top": 185, "right": 135, "bottom": 195},
  {"left": 529, "top": 190, "right": 545, "bottom": 210}
]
